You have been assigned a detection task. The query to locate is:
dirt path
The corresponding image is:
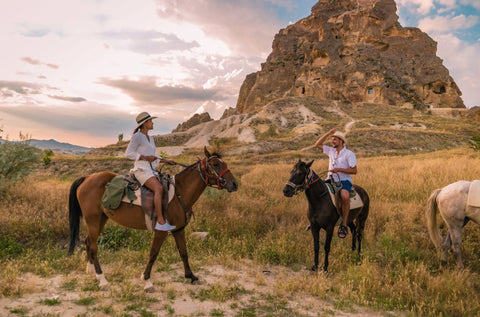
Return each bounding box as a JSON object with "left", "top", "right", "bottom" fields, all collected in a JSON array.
[{"left": 0, "top": 260, "right": 392, "bottom": 316}]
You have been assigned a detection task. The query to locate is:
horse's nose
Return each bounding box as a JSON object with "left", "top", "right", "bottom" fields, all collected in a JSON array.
[
  {"left": 283, "top": 186, "right": 292, "bottom": 197},
  {"left": 227, "top": 179, "right": 238, "bottom": 192}
]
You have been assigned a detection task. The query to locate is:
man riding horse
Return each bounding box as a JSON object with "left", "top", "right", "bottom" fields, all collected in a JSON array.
[{"left": 314, "top": 128, "right": 358, "bottom": 239}]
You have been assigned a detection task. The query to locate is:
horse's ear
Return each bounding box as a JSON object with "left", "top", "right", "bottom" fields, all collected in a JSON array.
[
  {"left": 306, "top": 160, "right": 314, "bottom": 168},
  {"left": 204, "top": 146, "right": 211, "bottom": 158}
]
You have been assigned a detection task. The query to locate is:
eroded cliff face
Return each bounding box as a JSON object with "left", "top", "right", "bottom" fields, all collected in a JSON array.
[{"left": 235, "top": 0, "right": 464, "bottom": 114}]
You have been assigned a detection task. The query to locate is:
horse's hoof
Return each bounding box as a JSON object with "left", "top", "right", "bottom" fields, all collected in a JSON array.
[
  {"left": 188, "top": 275, "right": 200, "bottom": 285},
  {"left": 310, "top": 265, "right": 318, "bottom": 272},
  {"left": 144, "top": 284, "right": 155, "bottom": 293}
]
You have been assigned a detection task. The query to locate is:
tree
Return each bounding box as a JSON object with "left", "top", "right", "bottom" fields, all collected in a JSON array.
[
  {"left": 0, "top": 141, "right": 42, "bottom": 187},
  {"left": 118, "top": 133, "right": 124, "bottom": 143},
  {"left": 43, "top": 149, "right": 54, "bottom": 165}
]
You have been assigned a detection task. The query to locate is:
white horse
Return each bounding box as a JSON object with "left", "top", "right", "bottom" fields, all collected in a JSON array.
[{"left": 426, "top": 180, "right": 480, "bottom": 268}]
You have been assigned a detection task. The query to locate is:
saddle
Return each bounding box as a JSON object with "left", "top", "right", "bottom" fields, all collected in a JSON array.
[
  {"left": 325, "top": 180, "right": 364, "bottom": 212},
  {"left": 467, "top": 180, "right": 480, "bottom": 207},
  {"left": 102, "top": 172, "right": 176, "bottom": 231}
]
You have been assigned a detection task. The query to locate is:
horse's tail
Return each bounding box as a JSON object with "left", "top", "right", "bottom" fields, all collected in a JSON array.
[
  {"left": 426, "top": 188, "right": 442, "bottom": 250},
  {"left": 68, "top": 176, "right": 86, "bottom": 255}
]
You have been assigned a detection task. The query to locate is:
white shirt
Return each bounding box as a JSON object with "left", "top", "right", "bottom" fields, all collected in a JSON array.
[
  {"left": 323, "top": 145, "right": 357, "bottom": 182},
  {"left": 125, "top": 132, "right": 159, "bottom": 172}
]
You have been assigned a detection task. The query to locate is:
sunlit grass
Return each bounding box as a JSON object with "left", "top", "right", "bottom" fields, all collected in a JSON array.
[{"left": 1, "top": 147, "right": 479, "bottom": 315}]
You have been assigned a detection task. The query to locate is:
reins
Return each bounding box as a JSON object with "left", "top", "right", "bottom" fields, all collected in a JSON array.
[{"left": 163, "top": 156, "right": 230, "bottom": 233}]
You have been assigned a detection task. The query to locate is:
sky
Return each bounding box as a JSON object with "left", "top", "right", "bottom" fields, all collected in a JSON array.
[{"left": 0, "top": 0, "right": 479, "bottom": 148}]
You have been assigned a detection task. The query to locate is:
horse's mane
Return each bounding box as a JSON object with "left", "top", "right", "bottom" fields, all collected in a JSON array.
[{"left": 210, "top": 152, "right": 222, "bottom": 158}]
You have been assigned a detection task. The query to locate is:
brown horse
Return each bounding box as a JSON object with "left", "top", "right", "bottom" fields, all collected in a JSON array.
[
  {"left": 283, "top": 160, "right": 369, "bottom": 272},
  {"left": 68, "top": 147, "right": 238, "bottom": 290}
]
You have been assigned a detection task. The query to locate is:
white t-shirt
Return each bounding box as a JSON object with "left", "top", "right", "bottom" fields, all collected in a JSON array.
[{"left": 323, "top": 145, "right": 357, "bottom": 182}]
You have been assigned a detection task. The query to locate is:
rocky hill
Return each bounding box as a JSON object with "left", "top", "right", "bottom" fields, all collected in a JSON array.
[
  {"left": 172, "top": 113, "right": 213, "bottom": 133},
  {"left": 236, "top": 0, "right": 464, "bottom": 113}
]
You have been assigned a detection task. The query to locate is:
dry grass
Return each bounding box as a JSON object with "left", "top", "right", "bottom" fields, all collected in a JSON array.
[{"left": 1, "top": 147, "right": 480, "bottom": 315}]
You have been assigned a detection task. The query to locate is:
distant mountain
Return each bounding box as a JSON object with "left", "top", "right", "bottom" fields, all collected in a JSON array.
[
  {"left": 0, "top": 139, "right": 95, "bottom": 155},
  {"left": 27, "top": 139, "right": 93, "bottom": 154}
]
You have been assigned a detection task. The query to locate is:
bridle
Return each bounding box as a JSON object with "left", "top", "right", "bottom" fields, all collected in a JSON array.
[
  {"left": 197, "top": 156, "right": 230, "bottom": 189},
  {"left": 285, "top": 167, "right": 325, "bottom": 196}
]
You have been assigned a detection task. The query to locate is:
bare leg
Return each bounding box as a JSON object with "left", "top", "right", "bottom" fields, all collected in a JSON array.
[
  {"left": 144, "top": 177, "right": 166, "bottom": 225},
  {"left": 340, "top": 189, "right": 350, "bottom": 227}
]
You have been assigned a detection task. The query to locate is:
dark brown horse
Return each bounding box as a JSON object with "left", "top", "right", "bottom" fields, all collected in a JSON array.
[
  {"left": 283, "top": 160, "right": 369, "bottom": 272},
  {"left": 68, "top": 147, "right": 238, "bottom": 290}
]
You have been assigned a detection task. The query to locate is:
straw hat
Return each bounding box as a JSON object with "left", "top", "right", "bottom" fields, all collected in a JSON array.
[
  {"left": 135, "top": 112, "right": 157, "bottom": 128},
  {"left": 332, "top": 131, "right": 347, "bottom": 144}
]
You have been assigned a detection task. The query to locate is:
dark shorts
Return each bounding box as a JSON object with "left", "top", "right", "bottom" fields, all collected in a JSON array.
[{"left": 340, "top": 180, "right": 352, "bottom": 192}]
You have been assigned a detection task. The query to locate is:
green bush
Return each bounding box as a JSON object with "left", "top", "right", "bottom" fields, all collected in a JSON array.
[
  {"left": 43, "top": 149, "right": 54, "bottom": 165},
  {"left": 470, "top": 135, "right": 480, "bottom": 152},
  {"left": 0, "top": 141, "right": 42, "bottom": 186}
]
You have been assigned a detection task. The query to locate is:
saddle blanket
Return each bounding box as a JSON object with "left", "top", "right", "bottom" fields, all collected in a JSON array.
[
  {"left": 121, "top": 178, "right": 176, "bottom": 231},
  {"left": 467, "top": 180, "right": 480, "bottom": 207},
  {"left": 122, "top": 177, "right": 176, "bottom": 206},
  {"left": 326, "top": 183, "right": 364, "bottom": 210}
]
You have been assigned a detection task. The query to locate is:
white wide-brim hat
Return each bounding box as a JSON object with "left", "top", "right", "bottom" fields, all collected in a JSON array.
[
  {"left": 332, "top": 131, "right": 347, "bottom": 144},
  {"left": 136, "top": 112, "right": 157, "bottom": 129}
]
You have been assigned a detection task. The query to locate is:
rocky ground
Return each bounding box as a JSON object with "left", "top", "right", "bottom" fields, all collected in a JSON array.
[{"left": 0, "top": 259, "right": 398, "bottom": 316}]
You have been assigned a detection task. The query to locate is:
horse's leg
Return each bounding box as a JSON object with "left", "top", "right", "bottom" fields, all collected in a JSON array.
[
  {"left": 441, "top": 231, "right": 451, "bottom": 266},
  {"left": 85, "top": 237, "right": 94, "bottom": 274},
  {"left": 323, "top": 226, "right": 334, "bottom": 272},
  {"left": 349, "top": 222, "right": 357, "bottom": 252},
  {"left": 309, "top": 224, "right": 320, "bottom": 271},
  {"left": 85, "top": 214, "right": 110, "bottom": 289},
  {"left": 449, "top": 228, "right": 464, "bottom": 269},
  {"left": 172, "top": 229, "right": 198, "bottom": 284},
  {"left": 85, "top": 214, "right": 108, "bottom": 274},
  {"left": 142, "top": 230, "right": 169, "bottom": 291}
]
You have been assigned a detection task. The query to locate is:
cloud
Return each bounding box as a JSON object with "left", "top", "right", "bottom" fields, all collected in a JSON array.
[
  {"left": 0, "top": 102, "right": 132, "bottom": 138},
  {"left": 0, "top": 80, "right": 43, "bottom": 95},
  {"left": 101, "top": 30, "right": 200, "bottom": 54},
  {"left": 21, "top": 57, "right": 59, "bottom": 69},
  {"left": 433, "top": 33, "right": 480, "bottom": 107},
  {"left": 461, "top": 0, "right": 480, "bottom": 10},
  {"left": 99, "top": 76, "right": 224, "bottom": 106},
  {"left": 396, "top": 0, "right": 435, "bottom": 15},
  {"left": 155, "top": 0, "right": 283, "bottom": 56},
  {"left": 48, "top": 95, "right": 87, "bottom": 102},
  {"left": 418, "top": 14, "right": 479, "bottom": 33}
]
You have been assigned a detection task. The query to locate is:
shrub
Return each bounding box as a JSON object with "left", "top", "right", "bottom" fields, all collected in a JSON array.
[
  {"left": 470, "top": 135, "right": 480, "bottom": 152},
  {"left": 43, "top": 149, "right": 54, "bottom": 165},
  {"left": 0, "top": 141, "right": 42, "bottom": 186}
]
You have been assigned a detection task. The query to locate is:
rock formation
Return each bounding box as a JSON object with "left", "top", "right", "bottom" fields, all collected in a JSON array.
[
  {"left": 235, "top": 0, "right": 464, "bottom": 113},
  {"left": 172, "top": 112, "right": 213, "bottom": 133}
]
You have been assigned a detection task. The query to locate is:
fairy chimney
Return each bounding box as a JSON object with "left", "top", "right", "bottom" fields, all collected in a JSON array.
[{"left": 235, "top": 0, "right": 464, "bottom": 113}]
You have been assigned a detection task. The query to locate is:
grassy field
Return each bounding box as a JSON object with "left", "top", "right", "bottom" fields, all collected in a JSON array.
[{"left": 1, "top": 147, "right": 480, "bottom": 316}]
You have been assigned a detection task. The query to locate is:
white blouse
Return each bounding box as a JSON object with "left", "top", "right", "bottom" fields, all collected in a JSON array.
[{"left": 125, "top": 132, "right": 160, "bottom": 171}]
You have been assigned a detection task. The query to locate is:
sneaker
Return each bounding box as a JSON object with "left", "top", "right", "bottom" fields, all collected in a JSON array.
[{"left": 155, "top": 221, "right": 176, "bottom": 231}]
